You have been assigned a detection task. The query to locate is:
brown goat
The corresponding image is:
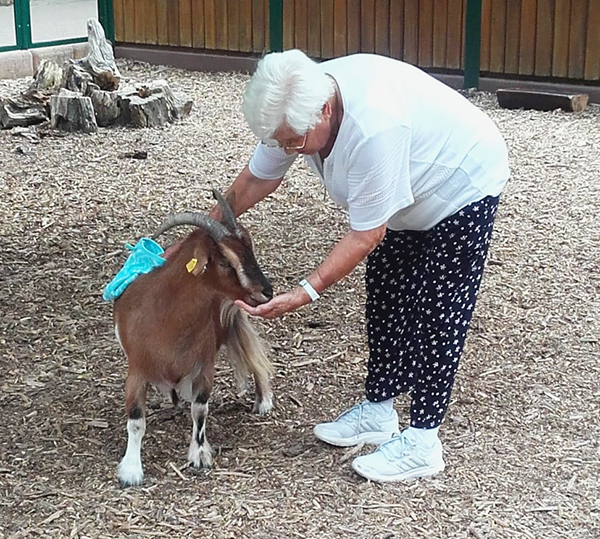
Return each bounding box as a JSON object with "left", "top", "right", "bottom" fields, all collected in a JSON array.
[{"left": 113, "top": 190, "right": 273, "bottom": 487}]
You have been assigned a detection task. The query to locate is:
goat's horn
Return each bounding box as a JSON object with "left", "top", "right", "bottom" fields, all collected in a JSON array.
[
  {"left": 212, "top": 189, "right": 241, "bottom": 238},
  {"left": 152, "top": 212, "right": 230, "bottom": 243}
]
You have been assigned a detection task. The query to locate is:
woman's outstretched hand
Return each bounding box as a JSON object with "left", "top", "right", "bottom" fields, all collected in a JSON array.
[{"left": 235, "top": 288, "right": 308, "bottom": 319}]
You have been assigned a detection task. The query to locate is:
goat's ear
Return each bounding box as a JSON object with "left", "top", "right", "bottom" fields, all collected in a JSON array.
[{"left": 187, "top": 248, "right": 209, "bottom": 276}]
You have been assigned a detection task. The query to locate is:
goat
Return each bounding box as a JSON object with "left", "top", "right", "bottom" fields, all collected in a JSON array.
[{"left": 113, "top": 190, "right": 274, "bottom": 487}]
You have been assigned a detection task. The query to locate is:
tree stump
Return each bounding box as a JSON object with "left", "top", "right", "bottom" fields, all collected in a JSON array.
[{"left": 50, "top": 89, "right": 98, "bottom": 133}]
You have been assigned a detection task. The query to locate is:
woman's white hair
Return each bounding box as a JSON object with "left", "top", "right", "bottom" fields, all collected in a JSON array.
[{"left": 242, "top": 49, "right": 335, "bottom": 142}]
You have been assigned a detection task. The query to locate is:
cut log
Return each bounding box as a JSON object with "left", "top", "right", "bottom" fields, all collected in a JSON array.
[
  {"left": 0, "top": 93, "right": 49, "bottom": 129},
  {"left": 50, "top": 89, "right": 97, "bottom": 133},
  {"left": 139, "top": 80, "right": 194, "bottom": 119},
  {"left": 117, "top": 81, "right": 193, "bottom": 127},
  {"left": 120, "top": 94, "right": 172, "bottom": 128},
  {"left": 89, "top": 87, "right": 120, "bottom": 127},
  {"left": 74, "top": 19, "right": 121, "bottom": 91},
  {"left": 497, "top": 88, "right": 589, "bottom": 112}
]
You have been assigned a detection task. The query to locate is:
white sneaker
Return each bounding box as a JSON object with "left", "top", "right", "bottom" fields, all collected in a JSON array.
[
  {"left": 313, "top": 401, "right": 400, "bottom": 447},
  {"left": 351, "top": 429, "right": 445, "bottom": 482}
]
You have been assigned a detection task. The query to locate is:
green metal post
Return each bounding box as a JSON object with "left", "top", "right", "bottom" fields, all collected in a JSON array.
[
  {"left": 98, "top": 0, "right": 115, "bottom": 43},
  {"left": 464, "top": 0, "right": 482, "bottom": 89},
  {"left": 14, "top": 0, "right": 32, "bottom": 49},
  {"left": 269, "top": 0, "right": 283, "bottom": 52}
]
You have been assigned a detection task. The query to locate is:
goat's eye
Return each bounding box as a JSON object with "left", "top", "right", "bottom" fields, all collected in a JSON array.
[{"left": 219, "top": 261, "right": 231, "bottom": 269}]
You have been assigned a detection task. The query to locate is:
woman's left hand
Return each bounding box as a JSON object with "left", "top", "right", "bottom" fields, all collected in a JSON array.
[{"left": 235, "top": 289, "right": 306, "bottom": 319}]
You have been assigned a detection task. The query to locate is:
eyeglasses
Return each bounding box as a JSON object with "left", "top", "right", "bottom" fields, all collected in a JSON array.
[{"left": 262, "top": 133, "right": 308, "bottom": 152}]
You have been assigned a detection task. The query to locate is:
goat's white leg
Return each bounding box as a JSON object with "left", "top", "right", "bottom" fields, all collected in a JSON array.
[
  {"left": 188, "top": 397, "right": 213, "bottom": 468},
  {"left": 252, "top": 371, "right": 273, "bottom": 416},
  {"left": 118, "top": 413, "right": 146, "bottom": 487},
  {"left": 118, "top": 375, "right": 148, "bottom": 487}
]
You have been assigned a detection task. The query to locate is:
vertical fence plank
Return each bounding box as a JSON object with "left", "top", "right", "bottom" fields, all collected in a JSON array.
[
  {"left": 114, "top": 0, "right": 125, "bottom": 41},
  {"left": 204, "top": 0, "right": 216, "bottom": 49},
  {"left": 253, "top": 0, "right": 266, "bottom": 52},
  {"left": 389, "top": 0, "right": 404, "bottom": 60},
  {"left": 418, "top": 0, "right": 433, "bottom": 66},
  {"left": 489, "top": 0, "right": 506, "bottom": 72},
  {"left": 307, "top": 0, "right": 321, "bottom": 56},
  {"left": 504, "top": 0, "right": 521, "bottom": 73},
  {"left": 295, "top": 0, "right": 308, "bottom": 52},
  {"left": 283, "top": 0, "right": 295, "bottom": 49},
  {"left": 519, "top": 0, "right": 536, "bottom": 74},
  {"left": 375, "top": 0, "right": 390, "bottom": 55},
  {"left": 228, "top": 0, "right": 240, "bottom": 50},
  {"left": 156, "top": 0, "right": 168, "bottom": 45},
  {"left": 239, "top": 0, "right": 252, "bottom": 51},
  {"left": 215, "top": 0, "right": 227, "bottom": 49},
  {"left": 535, "top": 0, "right": 553, "bottom": 75},
  {"left": 375, "top": 0, "right": 389, "bottom": 55},
  {"left": 361, "top": 0, "right": 376, "bottom": 53},
  {"left": 446, "top": 0, "right": 462, "bottom": 69},
  {"left": 480, "top": 0, "right": 491, "bottom": 71},
  {"left": 179, "top": 0, "right": 193, "bottom": 47},
  {"left": 568, "top": 0, "right": 586, "bottom": 79},
  {"left": 265, "top": 0, "right": 270, "bottom": 50},
  {"left": 192, "top": 0, "right": 205, "bottom": 48},
  {"left": 333, "top": 0, "right": 347, "bottom": 57},
  {"left": 432, "top": 0, "right": 447, "bottom": 67},
  {"left": 144, "top": 0, "right": 158, "bottom": 44},
  {"left": 403, "top": 0, "right": 418, "bottom": 64},
  {"left": 584, "top": 0, "right": 600, "bottom": 80},
  {"left": 134, "top": 0, "right": 145, "bottom": 42},
  {"left": 322, "top": 0, "right": 335, "bottom": 58},
  {"left": 552, "top": 0, "right": 570, "bottom": 77},
  {"left": 347, "top": 0, "right": 361, "bottom": 53},
  {"left": 461, "top": 0, "right": 466, "bottom": 68},
  {"left": 123, "top": 0, "right": 135, "bottom": 41},
  {"left": 168, "top": 0, "right": 181, "bottom": 46}
]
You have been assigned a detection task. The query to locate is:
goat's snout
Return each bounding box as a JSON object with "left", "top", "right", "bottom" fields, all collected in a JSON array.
[{"left": 246, "top": 278, "right": 273, "bottom": 306}]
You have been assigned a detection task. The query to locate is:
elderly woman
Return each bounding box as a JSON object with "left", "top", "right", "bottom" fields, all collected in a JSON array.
[{"left": 220, "top": 49, "right": 509, "bottom": 483}]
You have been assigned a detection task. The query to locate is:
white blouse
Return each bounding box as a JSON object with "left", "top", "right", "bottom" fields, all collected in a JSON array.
[{"left": 248, "top": 54, "right": 509, "bottom": 231}]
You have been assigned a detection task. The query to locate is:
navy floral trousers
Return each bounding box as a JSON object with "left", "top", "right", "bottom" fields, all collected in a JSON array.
[{"left": 365, "top": 196, "right": 500, "bottom": 428}]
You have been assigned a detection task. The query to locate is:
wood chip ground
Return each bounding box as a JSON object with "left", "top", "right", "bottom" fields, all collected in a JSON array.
[{"left": 1, "top": 60, "right": 599, "bottom": 539}]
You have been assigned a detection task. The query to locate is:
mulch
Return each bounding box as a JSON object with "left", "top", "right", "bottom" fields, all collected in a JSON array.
[{"left": 0, "top": 60, "right": 598, "bottom": 539}]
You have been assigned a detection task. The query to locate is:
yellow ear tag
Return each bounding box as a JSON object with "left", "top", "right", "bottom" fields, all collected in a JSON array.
[{"left": 186, "top": 258, "right": 198, "bottom": 273}]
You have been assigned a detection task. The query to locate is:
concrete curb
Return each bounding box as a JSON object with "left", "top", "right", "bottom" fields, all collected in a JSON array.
[{"left": 0, "top": 43, "right": 89, "bottom": 80}]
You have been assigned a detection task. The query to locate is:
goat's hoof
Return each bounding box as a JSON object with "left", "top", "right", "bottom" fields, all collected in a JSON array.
[
  {"left": 189, "top": 457, "right": 213, "bottom": 470},
  {"left": 253, "top": 394, "right": 273, "bottom": 416},
  {"left": 117, "top": 461, "right": 144, "bottom": 488},
  {"left": 188, "top": 444, "right": 213, "bottom": 470}
]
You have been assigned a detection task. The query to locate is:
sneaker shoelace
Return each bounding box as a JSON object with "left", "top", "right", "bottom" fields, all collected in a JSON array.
[
  {"left": 335, "top": 403, "right": 364, "bottom": 425},
  {"left": 378, "top": 432, "right": 415, "bottom": 461}
]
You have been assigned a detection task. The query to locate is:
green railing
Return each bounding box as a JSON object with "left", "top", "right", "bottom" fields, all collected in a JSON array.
[{"left": 0, "top": 0, "right": 114, "bottom": 53}]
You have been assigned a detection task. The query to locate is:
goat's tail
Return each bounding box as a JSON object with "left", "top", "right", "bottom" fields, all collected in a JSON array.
[{"left": 221, "top": 303, "right": 274, "bottom": 395}]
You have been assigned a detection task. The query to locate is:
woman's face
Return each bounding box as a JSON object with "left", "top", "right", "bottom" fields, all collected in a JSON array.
[{"left": 273, "top": 101, "right": 334, "bottom": 156}]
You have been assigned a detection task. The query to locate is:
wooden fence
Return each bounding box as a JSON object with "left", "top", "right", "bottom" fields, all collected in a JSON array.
[{"left": 113, "top": 0, "right": 600, "bottom": 82}]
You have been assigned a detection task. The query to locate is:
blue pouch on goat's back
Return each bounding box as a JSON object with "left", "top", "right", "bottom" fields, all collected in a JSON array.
[{"left": 103, "top": 238, "right": 166, "bottom": 301}]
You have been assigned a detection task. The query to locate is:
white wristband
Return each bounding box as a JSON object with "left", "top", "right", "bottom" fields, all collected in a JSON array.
[{"left": 299, "top": 279, "right": 320, "bottom": 302}]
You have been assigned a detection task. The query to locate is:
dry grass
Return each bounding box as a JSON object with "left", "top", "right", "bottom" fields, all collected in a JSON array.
[{"left": 0, "top": 60, "right": 598, "bottom": 539}]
